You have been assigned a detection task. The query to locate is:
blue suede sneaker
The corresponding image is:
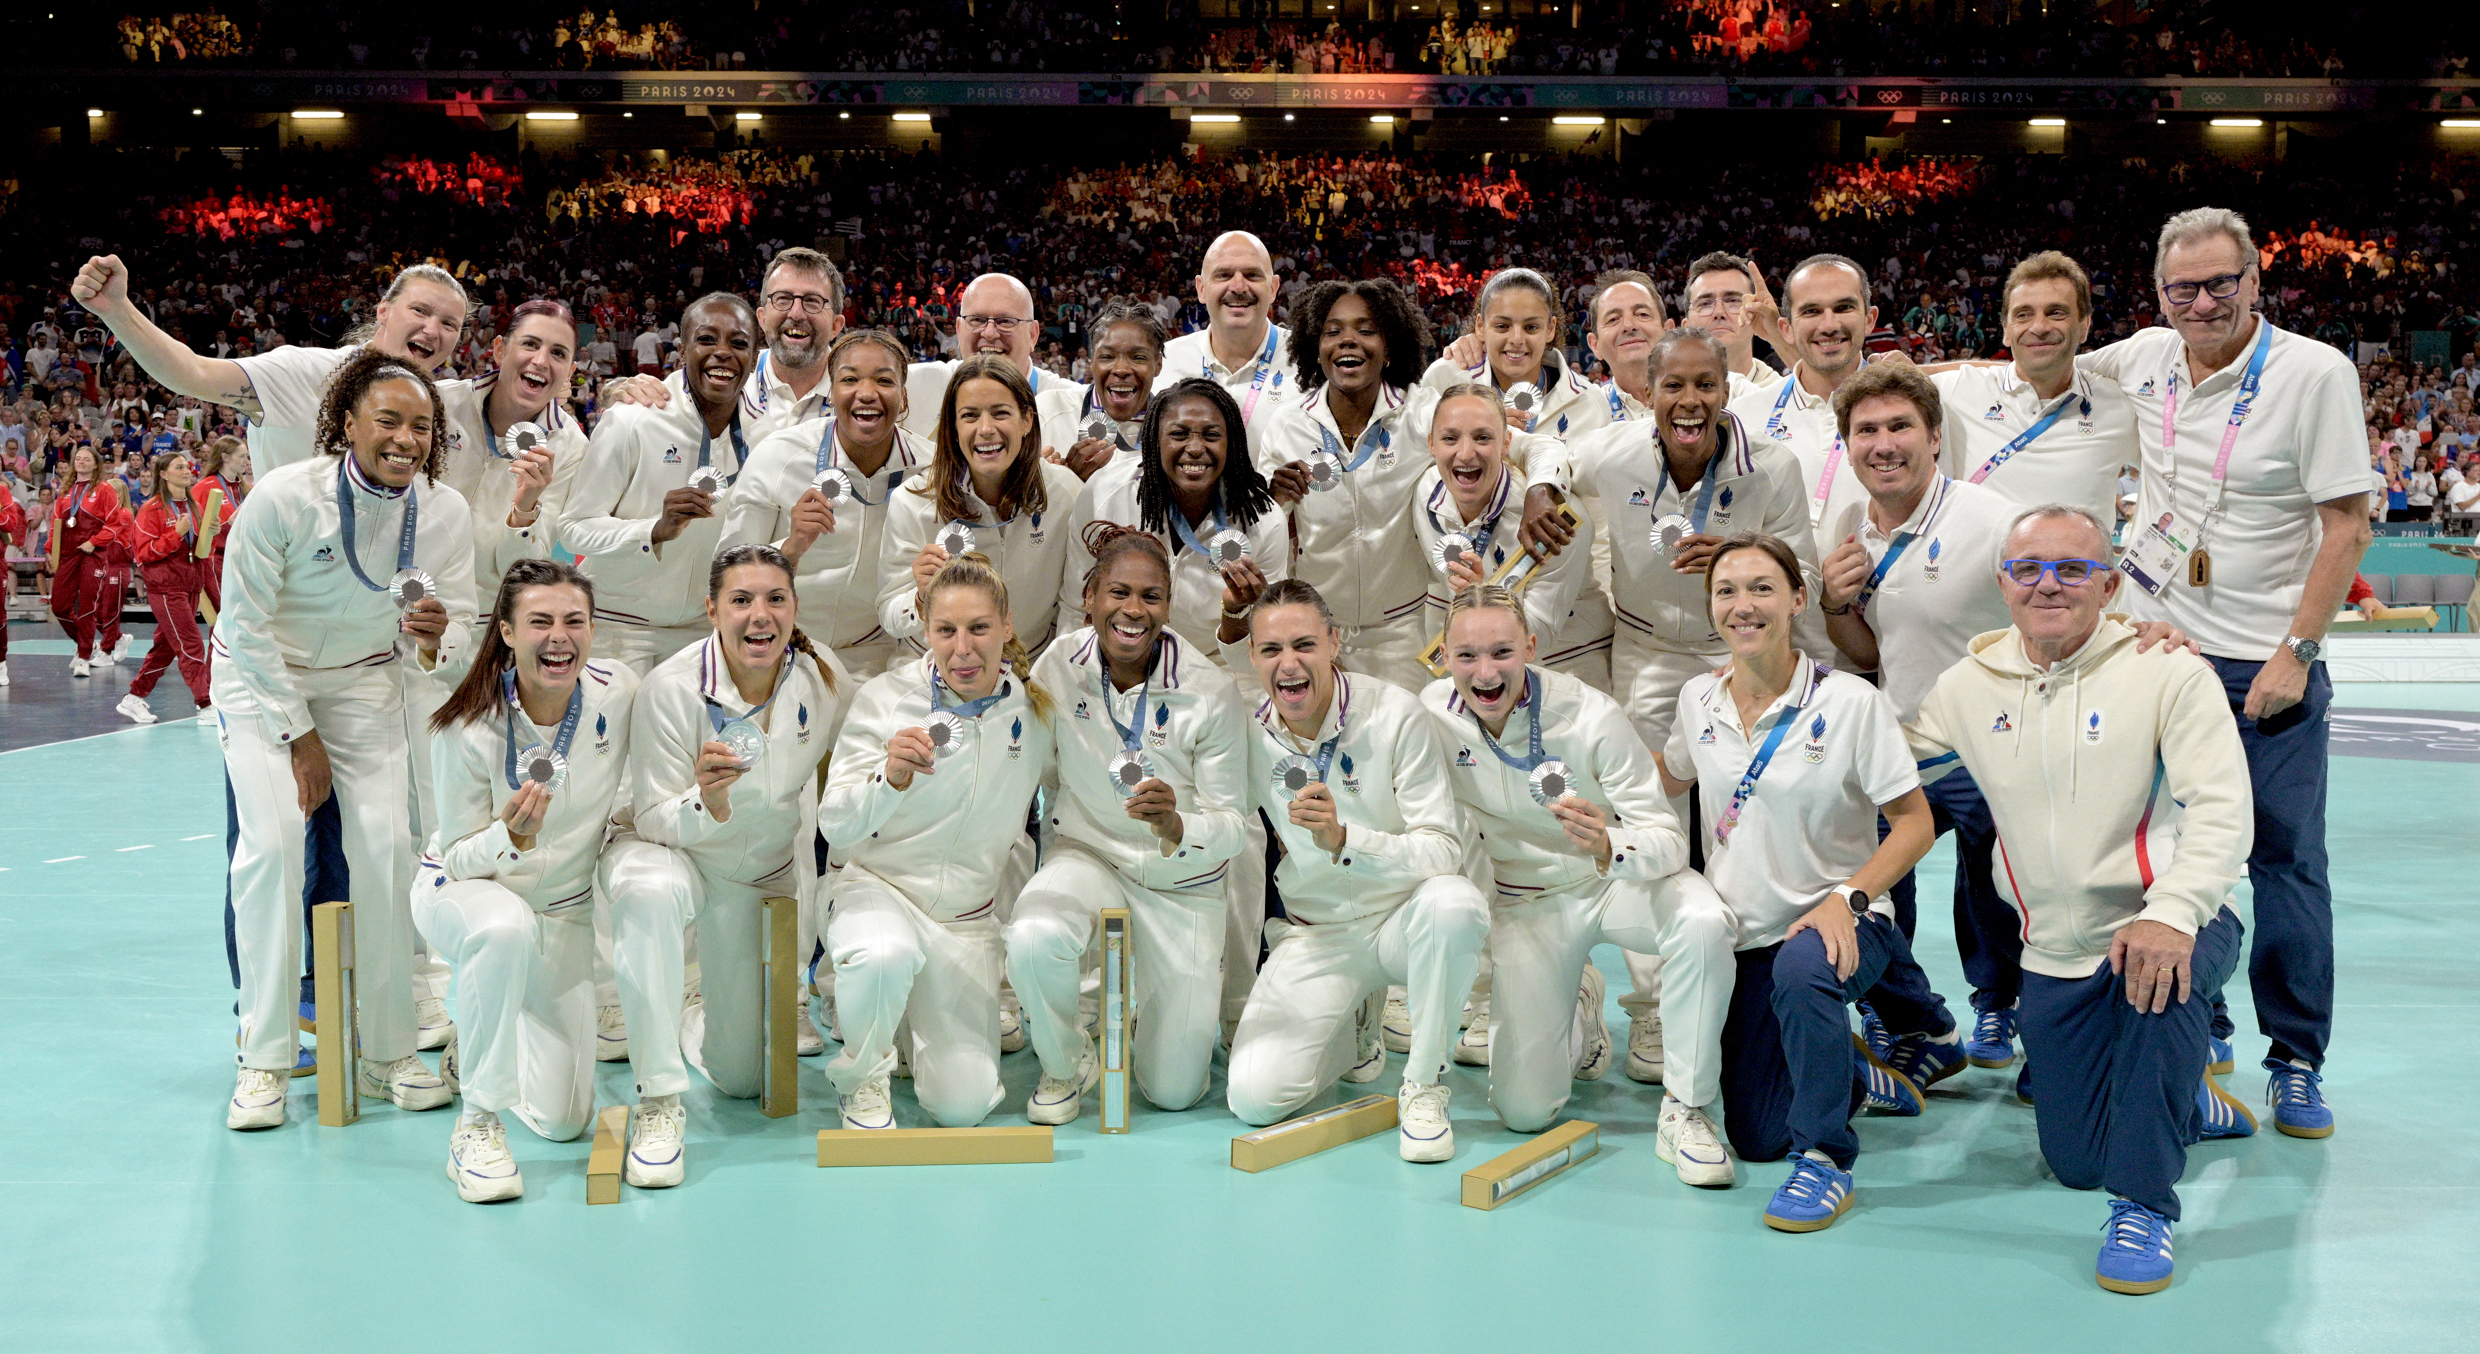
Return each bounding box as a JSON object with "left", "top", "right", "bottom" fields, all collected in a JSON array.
[
  {"left": 2207, "top": 1035, "right": 2235, "bottom": 1076},
  {"left": 2096, "top": 1198, "right": 2176, "bottom": 1294},
  {"left": 1763, "top": 1152, "right": 1855, "bottom": 1233},
  {"left": 2198, "top": 1071, "right": 2257, "bottom": 1139},
  {"left": 1965, "top": 1004, "right": 2019, "bottom": 1068},
  {"left": 1855, "top": 1001, "right": 1894, "bottom": 1060},
  {"left": 2014, "top": 1059, "right": 2034, "bottom": 1106},
  {"left": 295, "top": 1000, "right": 317, "bottom": 1034},
  {"left": 2264, "top": 1058, "right": 2334, "bottom": 1139},
  {"left": 1885, "top": 1029, "right": 1968, "bottom": 1092},
  {"left": 1855, "top": 1035, "right": 1924, "bottom": 1116}
]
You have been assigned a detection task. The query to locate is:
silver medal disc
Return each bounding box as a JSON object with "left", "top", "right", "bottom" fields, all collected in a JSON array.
[
  {"left": 517, "top": 743, "right": 569, "bottom": 794},
  {"left": 389, "top": 567, "right": 436, "bottom": 610},
  {"left": 1080, "top": 415, "right": 1117, "bottom": 446},
  {"left": 1270, "top": 754, "right": 1318, "bottom": 798},
  {"left": 1650, "top": 513, "right": 1693, "bottom": 556},
  {"left": 717, "top": 718, "right": 766, "bottom": 768},
  {"left": 1205, "top": 527, "right": 1251, "bottom": 566},
  {"left": 503, "top": 421, "right": 548, "bottom": 459},
  {"left": 925, "top": 710, "right": 968, "bottom": 759},
  {"left": 812, "top": 466, "right": 853, "bottom": 503},
  {"left": 1505, "top": 382, "right": 1542, "bottom": 416},
  {"left": 1108, "top": 749, "right": 1156, "bottom": 799},
  {"left": 1528, "top": 759, "right": 1576, "bottom": 808},
  {"left": 686, "top": 465, "right": 729, "bottom": 496},
  {"left": 935, "top": 521, "right": 977, "bottom": 557},
  {"left": 1305, "top": 449, "right": 1344, "bottom": 492},
  {"left": 1431, "top": 531, "right": 1479, "bottom": 574}
]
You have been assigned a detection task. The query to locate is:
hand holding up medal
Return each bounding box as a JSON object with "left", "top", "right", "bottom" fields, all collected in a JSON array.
[
  {"left": 693, "top": 740, "right": 747, "bottom": 822},
  {"left": 883, "top": 725, "right": 940, "bottom": 791},
  {"left": 1547, "top": 791, "right": 1612, "bottom": 871},
  {"left": 785, "top": 481, "right": 839, "bottom": 560},
  {"left": 497, "top": 778, "right": 552, "bottom": 851},
  {"left": 1121, "top": 771, "right": 1184, "bottom": 849}
]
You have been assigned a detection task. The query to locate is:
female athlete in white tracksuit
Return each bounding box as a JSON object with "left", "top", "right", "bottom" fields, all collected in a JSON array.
[
  {"left": 820, "top": 555, "right": 1057, "bottom": 1130},
  {"left": 1009, "top": 535, "right": 1250, "bottom": 1122},
  {"left": 1422, "top": 585, "right": 1741, "bottom": 1185},
  {"left": 596, "top": 544, "right": 852, "bottom": 1187},
  {"left": 215, "top": 351, "right": 475, "bottom": 1130},
  {"left": 1227, "top": 580, "right": 1489, "bottom": 1163},
  {"left": 416, "top": 559, "right": 636, "bottom": 1201}
]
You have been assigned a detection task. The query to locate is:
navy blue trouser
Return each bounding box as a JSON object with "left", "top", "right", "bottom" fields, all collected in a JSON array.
[
  {"left": 223, "top": 772, "right": 350, "bottom": 1006},
  {"left": 1886, "top": 765, "right": 2017, "bottom": 1011},
  {"left": 2201, "top": 657, "right": 2332, "bottom": 1068},
  {"left": 2019, "top": 907, "right": 2243, "bottom": 1221},
  {"left": 1719, "top": 916, "right": 1955, "bottom": 1170}
]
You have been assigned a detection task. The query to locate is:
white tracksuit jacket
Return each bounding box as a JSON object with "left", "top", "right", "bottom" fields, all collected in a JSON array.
[
  {"left": 1408, "top": 464, "right": 1610, "bottom": 670},
  {"left": 873, "top": 460, "right": 1087, "bottom": 651},
  {"left": 1249, "top": 671, "right": 1467, "bottom": 926},
  {"left": 722, "top": 418, "right": 934, "bottom": 654},
  {"left": 1051, "top": 459, "right": 1293, "bottom": 667},
  {"left": 437, "top": 373, "right": 589, "bottom": 596},
  {"left": 560, "top": 371, "right": 750, "bottom": 630},
  {"left": 425, "top": 660, "right": 639, "bottom": 907},
  {"left": 1417, "top": 349, "right": 1618, "bottom": 443}
]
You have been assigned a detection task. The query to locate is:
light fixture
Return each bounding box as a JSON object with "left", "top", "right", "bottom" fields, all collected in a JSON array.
[
  {"left": 1283, "top": 113, "right": 1295, "bottom": 122},
  {"left": 1191, "top": 113, "right": 1239, "bottom": 124},
  {"left": 735, "top": 111, "right": 762, "bottom": 122},
  {"left": 525, "top": 110, "right": 579, "bottom": 122},
  {"left": 2445, "top": 119, "right": 2480, "bottom": 128},
  {"left": 2156, "top": 117, "right": 2167, "bottom": 125},
  {"left": 1499, "top": 116, "right": 1509, "bottom": 122},
  {"left": 839, "top": 111, "right": 851, "bottom": 119},
  {"left": 85, "top": 108, "right": 102, "bottom": 117},
  {"left": 622, "top": 111, "right": 633, "bottom": 118},
  {"left": 2208, "top": 117, "right": 2262, "bottom": 127},
  {"left": 291, "top": 110, "right": 344, "bottom": 120},
  {"left": 2029, "top": 118, "right": 2065, "bottom": 127},
  {"left": 191, "top": 108, "right": 202, "bottom": 116},
  {"left": 1942, "top": 118, "right": 1951, "bottom": 124},
  {"left": 893, "top": 112, "right": 932, "bottom": 122},
  {"left": 1371, "top": 114, "right": 1393, "bottom": 124},
  {"left": 1552, "top": 116, "right": 1605, "bottom": 126}
]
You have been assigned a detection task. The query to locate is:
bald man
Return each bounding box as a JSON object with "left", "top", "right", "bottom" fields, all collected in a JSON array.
[
  {"left": 900, "top": 272, "right": 1086, "bottom": 440},
  {"left": 1155, "top": 231, "right": 1296, "bottom": 442}
]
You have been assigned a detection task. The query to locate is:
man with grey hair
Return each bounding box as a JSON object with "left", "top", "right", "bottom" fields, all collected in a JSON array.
[
  {"left": 1908, "top": 501, "right": 2256, "bottom": 1295},
  {"left": 2077, "top": 206, "right": 2371, "bottom": 1139},
  {"left": 741, "top": 246, "right": 846, "bottom": 442},
  {"left": 1156, "top": 231, "right": 1294, "bottom": 439}
]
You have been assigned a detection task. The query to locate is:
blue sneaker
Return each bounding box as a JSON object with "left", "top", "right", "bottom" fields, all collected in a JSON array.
[
  {"left": 2197, "top": 1072, "right": 2256, "bottom": 1139},
  {"left": 1965, "top": 1005, "right": 2019, "bottom": 1068},
  {"left": 2096, "top": 1198, "right": 2176, "bottom": 1294},
  {"left": 238, "top": 1027, "right": 320, "bottom": 1078},
  {"left": 1855, "top": 1001, "right": 1894, "bottom": 1060},
  {"left": 1763, "top": 1152, "right": 1855, "bottom": 1233},
  {"left": 2014, "top": 1059, "right": 2034, "bottom": 1106},
  {"left": 295, "top": 1000, "right": 317, "bottom": 1034},
  {"left": 1885, "top": 1030, "right": 1968, "bottom": 1093},
  {"left": 2207, "top": 1036, "right": 2234, "bottom": 1077},
  {"left": 1854, "top": 1035, "right": 1924, "bottom": 1116},
  {"left": 2264, "top": 1059, "right": 2334, "bottom": 1139}
]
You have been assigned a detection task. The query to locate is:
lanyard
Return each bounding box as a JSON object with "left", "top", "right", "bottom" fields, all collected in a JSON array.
[
  {"left": 501, "top": 670, "right": 586, "bottom": 791},
  {"left": 1095, "top": 658, "right": 1153, "bottom": 754},
  {"left": 1426, "top": 470, "right": 1513, "bottom": 557},
  {"left": 1318, "top": 410, "right": 1391, "bottom": 474},
  {"left": 67, "top": 481, "right": 94, "bottom": 526},
  {"left": 1853, "top": 476, "right": 1950, "bottom": 616},
  {"left": 1714, "top": 664, "right": 1817, "bottom": 843},
  {"left": 814, "top": 420, "right": 905, "bottom": 506},
  {"left": 1471, "top": 670, "right": 1548, "bottom": 772},
  {"left": 1277, "top": 678, "right": 1350, "bottom": 783},
  {"left": 1238, "top": 328, "right": 1284, "bottom": 425},
  {"left": 2161, "top": 318, "right": 2274, "bottom": 518},
  {"left": 334, "top": 458, "right": 419, "bottom": 594},
  {"left": 1969, "top": 388, "right": 2087, "bottom": 486},
  {"left": 696, "top": 412, "right": 748, "bottom": 487},
  {"left": 1773, "top": 372, "right": 1848, "bottom": 509},
  {"left": 1166, "top": 498, "right": 1231, "bottom": 558},
  {"left": 704, "top": 649, "right": 789, "bottom": 738},
  {"left": 932, "top": 667, "right": 1008, "bottom": 719}
]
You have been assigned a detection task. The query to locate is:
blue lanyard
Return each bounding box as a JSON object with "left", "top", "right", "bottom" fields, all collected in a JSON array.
[
  {"left": 1318, "top": 412, "right": 1391, "bottom": 473},
  {"left": 334, "top": 458, "right": 419, "bottom": 594},
  {"left": 704, "top": 649, "right": 788, "bottom": 737},
  {"left": 1096, "top": 656, "right": 1153, "bottom": 754},
  {"left": 1166, "top": 499, "right": 1230, "bottom": 558},
  {"left": 67, "top": 482, "right": 95, "bottom": 524},
  {"left": 1969, "top": 389, "right": 2086, "bottom": 486},
  {"left": 1239, "top": 328, "right": 1284, "bottom": 424},
  {"left": 1426, "top": 471, "right": 1514, "bottom": 559},
  {"left": 1715, "top": 665, "right": 1818, "bottom": 842},
  {"left": 697, "top": 412, "right": 748, "bottom": 487},
  {"left": 932, "top": 667, "right": 1008, "bottom": 719},
  {"left": 1663, "top": 437, "right": 1729, "bottom": 532},
  {"left": 1282, "top": 678, "right": 1350, "bottom": 783},
  {"left": 1471, "top": 669, "right": 1548, "bottom": 772},
  {"left": 501, "top": 670, "right": 586, "bottom": 791},
  {"left": 1853, "top": 476, "right": 1951, "bottom": 616},
  {"left": 1766, "top": 378, "right": 1799, "bottom": 440},
  {"left": 814, "top": 420, "right": 904, "bottom": 506}
]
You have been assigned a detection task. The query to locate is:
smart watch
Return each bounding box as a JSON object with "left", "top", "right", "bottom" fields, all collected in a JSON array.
[{"left": 1831, "top": 884, "right": 1872, "bottom": 918}]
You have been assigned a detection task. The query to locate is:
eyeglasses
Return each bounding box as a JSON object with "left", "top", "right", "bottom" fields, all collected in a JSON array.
[
  {"left": 1689, "top": 295, "right": 1747, "bottom": 316},
  {"left": 763, "top": 291, "right": 835, "bottom": 315},
  {"left": 959, "top": 314, "right": 1029, "bottom": 333},
  {"left": 2160, "top": 268, "right": 2251, "bottom": 307},
  {"left": 1999, "top": 558, "right": 2107, "bottom": 587}
]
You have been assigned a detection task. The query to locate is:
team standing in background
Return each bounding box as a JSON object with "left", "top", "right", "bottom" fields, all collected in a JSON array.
[{"left": 61, "top": 200, "right": 2368, "bottom": 1297}]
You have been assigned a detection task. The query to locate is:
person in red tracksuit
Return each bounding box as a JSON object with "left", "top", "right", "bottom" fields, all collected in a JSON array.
[
  {"left": 119, "top": 453, "right": 213, "bottom": 723},
  {"left": 0, "top": 478, "right": 24, "bottom": 687},
  {"left": 192, "top": 434, "right": 246, "bottom": 617},
  {"left": 51, "top": 442, "right": 133, "bottom": 679}
]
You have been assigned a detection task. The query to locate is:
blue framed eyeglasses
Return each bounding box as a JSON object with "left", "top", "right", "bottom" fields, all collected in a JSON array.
[{"left": 1999, "top": 558, "right": 2109, "bottom": 587}]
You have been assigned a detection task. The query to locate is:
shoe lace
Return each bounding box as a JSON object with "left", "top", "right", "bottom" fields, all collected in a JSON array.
[
  {"left": 2103, "top": 1198, "right": 2166, "bottom": 1253},
  {"left": 239, "top": 1067, "right": 283, "bottom": 1094},
  {"left": 849, "top": 1078, "right": 892, "bottom": 1115},
  {"left": 1671, "top": 1104, "right": 1722, "bottom": 1149},
  {"left": 453, "top": 1117, "right": 509, "bottom": 1160},
  {"left": 597, "top": 1005, "right": 625, "bottom": 1033},
  {"left": 1405, "top": 1081, "right": 1451, "bottom": 1120},
  {"left": 2266, "top": 1062, "right": 2324, "bottom": 1107},
  {"left": 1780, "top": 1154, "right": 1839, "bottom": 1203},
  {"left": 1973, "top": 1007, "right": 2013, "bottom": 1044},
  {"left": 634, "top": 1099, "right": 683, "bottom": 1143}
]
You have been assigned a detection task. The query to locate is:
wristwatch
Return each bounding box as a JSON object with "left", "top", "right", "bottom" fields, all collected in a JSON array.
[
  {"left": 2282, "top": 635, "right": 2322, "bottom": 666},
  {"left": 1831, "top": 884, "right": 1872, "bottom": 918}
]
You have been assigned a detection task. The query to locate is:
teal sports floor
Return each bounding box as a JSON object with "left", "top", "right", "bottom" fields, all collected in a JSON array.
[{"left": 4, "top": 634, "right": 2474, "bottom": 1353}]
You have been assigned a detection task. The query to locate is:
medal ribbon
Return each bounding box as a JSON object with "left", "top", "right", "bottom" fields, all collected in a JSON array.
[
  {"left": 1714, "top": 662, "right": 1821, "bottom": 843},
  {"left": 696, "top": 412, "right": 749, "bottom": 488},
  {"left": 500, "top": 668, "right": 586, "bottom": 791},
  {"left": 334, "top": 457, "right": 420, "bottom": 594},
  {"left": 1470, "top": 669, "right": 1549, "bottom": 772},
  {"left": 1096, "top": 650, "right": 1154, "bottom": 754},
  {"left": 932, "top": 667, "right": 1009, "bottom": 719},
  {"left": 1426, "top": 469, "right": 1514, "bottom": 560},
  {"left": 703, "top": 641, "right": 789, "bottom": 740},
  {"left": 1166, "top": 499, "right": 1231, "bottom": 558},
  {"left": 67, "top": 481, "right": 93, "bottom": 529},
  {"left": 814, "top": 419, "right": 904, "bottom": 506},
  {"left": 1318, "top": 416, "right": 1390, "bottom": 475}
]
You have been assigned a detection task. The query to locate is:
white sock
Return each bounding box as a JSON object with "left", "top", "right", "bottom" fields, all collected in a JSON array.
[
  {"left": 1802, "top": 1148, "right": 1840, "bottom": 1169},
  {"left": 457, "top": 1105, "right": 497, "bottom": 1129}
]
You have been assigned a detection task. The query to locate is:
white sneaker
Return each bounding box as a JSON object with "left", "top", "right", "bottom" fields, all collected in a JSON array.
[
  {"left": 414, "top": 996, "right": 454, "bottom": 1051},
  {"left": 1453, "top": 994, "right": 1492, "bottom": 1067},
  {"left": 1398, "top": 1080, "right": 1455, "bottom": 1163},
  {"left": 1656, "top": 1095, "right": 1736, "bottom": 1188},
  {"left": 840, "top": 1073, "right": 896, "bottom": 1130},
  {"left": 1626, "top": 1011, "right": 1665, "bottom": 1084},
  {"left": 625, "top": 1094, "right": 686, "bottom": 1188},
  {"left": 227, "top": 1066, "right": 287, "bottom": 1130},
  {"left": 1573, "top": 965, "right": 1611, "bottom": 1081},
  {"left": 447, "top": 1111, "right": 524, "bottom": 1202},
  {"left": 594, "top": 1004, "right": 629, "bottom": 1061},
  {"left": 195, "top": 705, "right": 217, "bottom": 725},
  {"left": 359, "top": 1054, "right": 454, "bottom": 1111},
  {"left": 998, "top": 1002, "right": 1027, "bottom": 1054},
  {"left": 795, "top": 993, "right": 824, "bottom": 1057},
  {"left": 439, "top": 1036, "right": 460, "bottom": 1094},
  {"left": 1381, "top": 991, "right": 1413, "bottom": 1054},
  {"left": 115, "top": 692, "right": 158, "bottom": 724},
  {"left": 1344, "top": 991, "right": 1387, "bottom": 1083},
  {"left": 110, "top": 634, "right": 135, "bottom": 663},
  {"left": 70, "top": 658, "right": 91, "bottom": 679},
  {"left": 0, "top": 660, "right": 10, "bottom": 686},
  {"left": 1027, "top": 1047, "right": 1098, "bottom": 1125}
]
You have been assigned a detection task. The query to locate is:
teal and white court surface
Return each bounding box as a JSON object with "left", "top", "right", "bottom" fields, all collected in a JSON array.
[{"left": 4, "top": 631, "right": 2474, "bottom": 1353}]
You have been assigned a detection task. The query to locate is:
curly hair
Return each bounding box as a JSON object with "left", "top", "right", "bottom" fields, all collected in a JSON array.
[
  {"left": 1078, "top": 526, "right": 1173, "bottom": 607},
  {"left": 1136, "top": 377, "right": 1274, "bottom": 537},
  {"left": 1285, "top": 278, "right": 1431, "bottom": 395},
  {"left": 314, "top": 348, "right": 447, "bottom": 483}
]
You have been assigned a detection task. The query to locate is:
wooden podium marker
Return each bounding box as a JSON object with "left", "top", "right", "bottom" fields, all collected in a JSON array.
[
  {"left": 761, "top": 895, "right": 798, "bottom": 1119},
  {"left": 310, "top": 901, "right": 358, "bottom": 1127},
  {"left": 1230, "top": 1094, "right": 1397, "bottom": 1172},
  {"left": 1460, "top": 1120, "right": 1598, "bottom": 1210},
  {"left": 1098, "top": 907, "right": 1131, "bottom": 1134},
  {"left": 586, "top": 1105, "right": 627, "bottom": 1204},
  {"left": 815, "top": 1126, "right": 1053, "bottom": 1167}
]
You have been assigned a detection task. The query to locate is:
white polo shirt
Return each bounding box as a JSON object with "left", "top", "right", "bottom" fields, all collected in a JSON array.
[
  {"left": 2080, "top": 318, "right": 2371, "bottom": 660},
  {"left": 721, "top": 417, "right": 933, "bottom": 655},
  {"left": 1933, "top": 363, "right": 2134, "bottom": 525},
  {"left": 233, "top": 343, "right": 355, "bottom": 472},
  {"left": 1662, "top": 655, "right": 1918, "bottom": 949},
  {"left": 1848, "top": 475, "right": 2017, "bottom": 722},
  {"left": 1157, "top": 324, "right": 1296, "bottom": 443},
  {"left": 899, "top": 357, "right": 1084, "bottom": 441},
  {"left": 738, "top": 350, "right": 834, "bottom": 446}
]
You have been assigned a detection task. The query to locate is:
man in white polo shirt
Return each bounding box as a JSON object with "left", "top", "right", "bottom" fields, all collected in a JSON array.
[
  {"left": 1154, "top": 231, "right": 1294, "bottom": 442},
  {"left": 1931, "top": 252, "right": 2134, "bottom": 525},
  {"left": 2078, "top": 206, "right": 2371, "bottom": 1139},
  {"left": 1683, "top": 252, "right": 1788, "bottom": 401},
  {"left": 1726, "top": 254, "right": 1878, "bottom": 561},
  {"left": 900, "top": 273, "right": 1084, "bottom": 440}
]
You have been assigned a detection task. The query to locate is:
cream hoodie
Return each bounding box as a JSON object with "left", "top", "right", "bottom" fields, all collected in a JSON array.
[{"left": 1906, "top": 615, "right": 2252, "bottom": 980}]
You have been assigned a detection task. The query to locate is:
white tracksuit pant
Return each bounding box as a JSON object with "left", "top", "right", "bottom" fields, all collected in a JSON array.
[
  {"left": 1488, "top": 871, "right": 1735, "bottom": 1130},
  {"left": 1613, "top": 635, "right": 1717, "bottom": 1020},
  {"left": 217, "top": 661, "right": 415, "bottom": 1071},
  {"left": 1221, "top": 812, "right": 1269, "bottom": 1028},
  {"left": 411, "top": 875, "right": 595, "bottom": 1140},
  {"left": 1227, "top": 876, "right": 1489, "bottom": 1125},
  {"left": 398, "top": 666, "right": 454, "bottom": 1005},
  {"left": 1007, "top": 845, "right": 1225, "bottom": 1112},
  {"left": 596, "top": 837, "right": 778, "bottom": 1100},
  {"left": 825, "top": 870, "right": 1007, "bottom": 1127}
]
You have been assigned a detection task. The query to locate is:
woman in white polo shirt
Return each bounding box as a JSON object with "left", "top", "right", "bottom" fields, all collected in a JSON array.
[{"left": 1658, "top": 532, "right": 1957, "bottom": 1233}]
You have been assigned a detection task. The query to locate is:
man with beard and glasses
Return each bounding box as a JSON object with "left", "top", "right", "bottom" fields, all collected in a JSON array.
[{"left": 741, "top": 248, "right": 848, "bottom": 444}]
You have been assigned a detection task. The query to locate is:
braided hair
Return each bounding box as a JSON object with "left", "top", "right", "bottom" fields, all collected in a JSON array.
[{"left": 1135, "top": 377, "right": 1274, "bottom": 539}]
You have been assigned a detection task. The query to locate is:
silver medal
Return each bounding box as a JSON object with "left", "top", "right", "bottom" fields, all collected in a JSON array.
[
  {"left": 935, "top": 521, "right": 977, "bottom": 557},
  {"left": 1505, "top": 382, "right": 1543, "bottom": 417},
  {"left": 1431, "top": 531, "right": 1479, "bottom": 574},
  {"left": 389, "top": 567, "right": 436, "bottom": 610},
  {"left": 1650, "top": 513, "right": 1693, "bottom": 557},
  {"left": 1204, "top": 527, "right": 1251, "bottom": 566},
  {"left": 516, "top": 743, "right": 569, "bottom": 794},
  {"left": 1270, "top": 754, "right": 1318, "bottom": 798},
  {"left": 1080, "top": 415, "right": 1117, "bottom": 446},
  {"left": 812, "top": 466, "right": 853, "bottom": 503},
  {"left": 1527, "top": 759, "right": 1576, "bottom": 808},
  {"left": 1108, "top": 748, "right": 1156, "bottom": 799},
  {"left": 686, "top": 465, "right": 729, "bottom": 496},
  {"left": 717, "top": 717, "right": 766, "bottom": 768},
  {"left": 924, "top": 710, "right": 968, "bottom": 758},
  {"left": 503, "top": 421, "right": 548, "bottom": 459},
  {"left": 1304, "top": 449, "right": 1344, "bottom": 492}
]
